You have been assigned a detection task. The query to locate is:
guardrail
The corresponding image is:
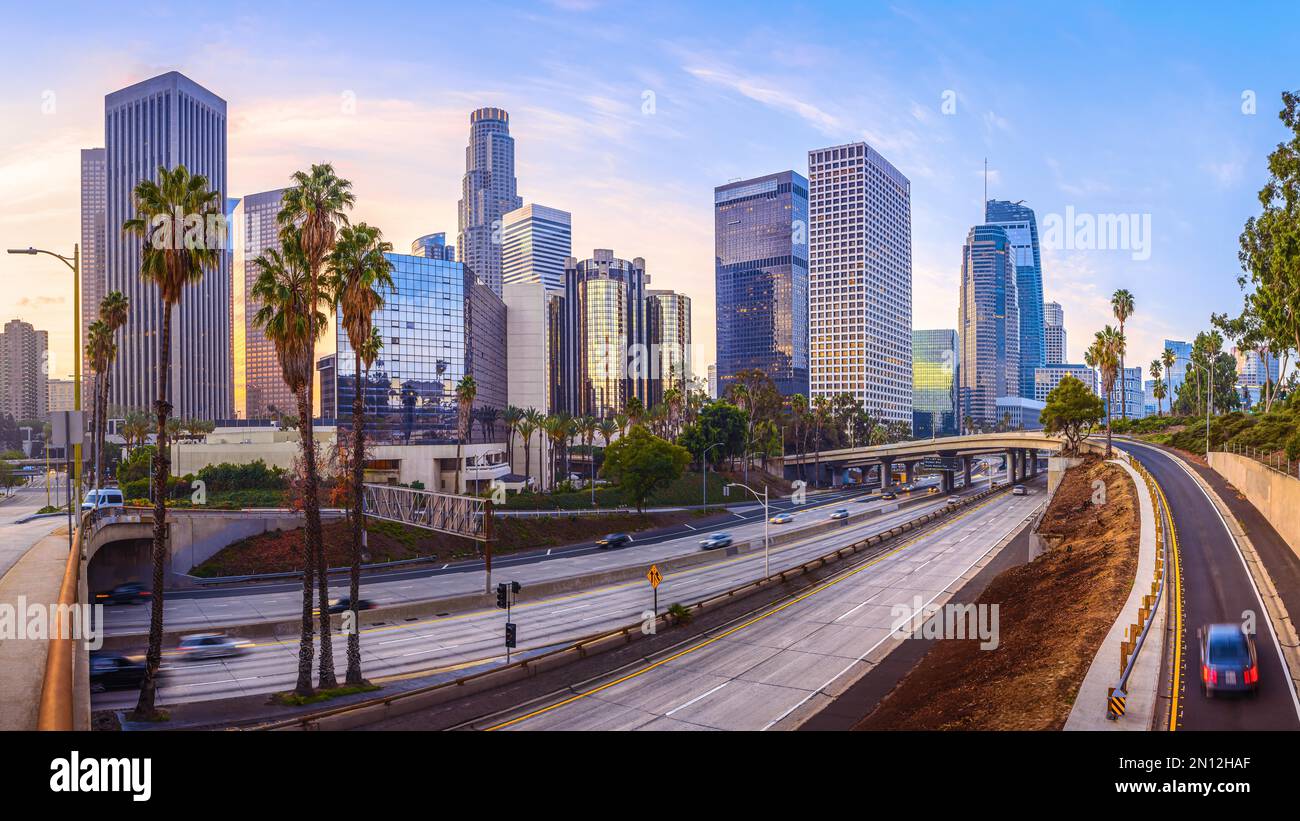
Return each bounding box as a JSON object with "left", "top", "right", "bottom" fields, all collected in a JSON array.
[
  {"left": 254, "top": 481, "right": 1018, "bottom": 731},
  {"left": 1107, "top": 458, "right": 1170, "bottom": 721},
  {"left": 1224, "top": 442, "right": 1300, "bottom": 480},
  {"left": 36, "top": 510, "right": 90, "bottom": 731}
]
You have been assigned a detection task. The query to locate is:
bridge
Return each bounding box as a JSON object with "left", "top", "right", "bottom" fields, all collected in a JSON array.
[{"left": 781, "top": 431, "right": 1103, "bottom": 490}]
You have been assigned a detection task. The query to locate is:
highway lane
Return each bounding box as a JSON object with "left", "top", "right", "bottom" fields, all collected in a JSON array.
[
  {"left": 89, "top": 478, "right": 1003, "bottom": 709},
  {"left": 474, "top": 482, "right": 1047, "bottom": 731},
  {"left": 0, "top": 486, "right": 64, "bottom": 580},
  {"left": 98, "top": 473, "right": 998, "bottom": 636},
  {"left": 1119, "top": 441, "right": 1300, "bottom": 730}
]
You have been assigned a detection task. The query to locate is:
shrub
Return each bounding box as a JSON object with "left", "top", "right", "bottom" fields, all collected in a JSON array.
[{"left": 195, "top": 460, "right": 288, "bottom": 492}]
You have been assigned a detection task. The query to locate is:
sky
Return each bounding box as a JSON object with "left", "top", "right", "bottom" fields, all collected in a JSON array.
[{"left": 1, "top": 0, "right": 1297, "bottom": 387}]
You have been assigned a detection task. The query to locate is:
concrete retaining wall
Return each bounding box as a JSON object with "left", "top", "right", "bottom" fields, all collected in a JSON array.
[{"left": 1207, "top": 452, "right": 1300, "bottom": 561}]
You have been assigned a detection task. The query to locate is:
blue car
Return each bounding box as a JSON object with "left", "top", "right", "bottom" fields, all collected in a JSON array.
[{"left": 1199, "top": 623, "right": 1259, "bottom": 697}]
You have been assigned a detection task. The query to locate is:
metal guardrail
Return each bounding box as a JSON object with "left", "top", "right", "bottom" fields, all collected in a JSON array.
[
  {"left": 253, "top": 481, "right": 1017, "bottom": 731},
  {"left": 1224, "top": 442, "right": 1300, "bottom": 480},
  {"left": 1107, "top": 459, "right": 1170, "bottom": 721},
  {"left": 37, "top": 510, "right": 90, "bottom": 731}
]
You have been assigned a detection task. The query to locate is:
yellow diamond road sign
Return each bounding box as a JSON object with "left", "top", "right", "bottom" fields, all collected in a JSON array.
[{"left": 647, "top": 565, "right": 662, "bottom": 589}]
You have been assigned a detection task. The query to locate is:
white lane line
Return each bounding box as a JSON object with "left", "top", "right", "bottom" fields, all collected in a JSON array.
[
  {"left": 682, "top": 524, "right": 696, "bottom": 531},
  {"left": 176, "top": 676, "right": 260, "bottom": 689},
  {"left": 546, "top": 550, "right": 552, "bottom": 556},
  {"left": 834, "top": 592, "right": 881, "bottom": 623},
  {"left": 550, "top": 604, "right": 592, "bottom": 615},
  {"left": 581, "top": 610, "right": 624, "bottom": 622},
  {"left": 441, "top": 564, "right": 449, "bottom": 569},
  {"left": 665, "top": 681, "right": 730, "bottom": 716}
]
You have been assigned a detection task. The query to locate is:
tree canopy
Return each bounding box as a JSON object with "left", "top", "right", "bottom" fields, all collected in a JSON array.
[
  {"left": 1040, "top": 375, "right": 1105, "bottom": 455},
  {"left": 600, "top": 426, "right": 690, "bottom": 512}
]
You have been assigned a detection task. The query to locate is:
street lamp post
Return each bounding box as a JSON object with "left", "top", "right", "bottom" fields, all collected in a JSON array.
[
  {"left": 8, "top": 246, "right": 81, "bottom": 515},
  {"left": 1190, "top": 360, "right": 1214, "bottom": 456},
  {"left": 727, "top": 481, "right": 770, "bottom": 577},
  {"left": 702, "top": 442, "right": 723, "bottom": 508}
]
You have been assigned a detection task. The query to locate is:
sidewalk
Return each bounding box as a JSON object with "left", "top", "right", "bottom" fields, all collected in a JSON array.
[
  {"left": 0, "top": 528, "right": 73, "bottom": 730},
  {"left": 1064, "top": 458, "right": 1163, "bottom": 730}
]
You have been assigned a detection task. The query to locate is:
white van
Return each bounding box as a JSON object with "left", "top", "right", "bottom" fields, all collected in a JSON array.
[{"left": 81, "top": 488, "right": 125, "bottom": 511}]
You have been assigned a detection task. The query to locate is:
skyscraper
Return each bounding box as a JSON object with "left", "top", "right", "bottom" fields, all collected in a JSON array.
[
  {"left": 502, "top": 204, "right": 572, "bottom": 292},
  {"left": 646, "top": 289, "right": 692, "bottom": 403},
  {"left": 232, "top": 189, "right": 293, "bottom": 420},
  {"left": 80, "top": 148, "right": 106, "bottom": 395},
  {"left": 561, "top": 250, "right": 650, "bottom": 417},
  {"left": 958, "top": 224, "right": 1020, "bottom": 430},
  {"left": 714, "top": 170, "right": 809, "bottom": 397},
  {"left": 1043, "top": 300, "right": 1066, "bottom": 365},
  {"left": 0, "top": 319, "right": 48, "bottom": 420},
  {"left": 1034, "top": 363, "right": 1097, "bottom": 402},
  {"left": 105, "top": 71, "right": 232, "bottom": 420},
  {"left": 807, "top": 144, "right": 912, "bottom": 422},
  {"left": 985, "top": 200, "right": 1044, "bottom": 399},
  {"left": 1163, "top": 339, "right": 1194, "bottom": 392},
  {"left": 912, "top": 329, "right": 957, "bottom": 438},
  {"left": 411, "top": 233, "right": 456, "bottom": 261},
  {"left": 457, "top": 107, "right": 522, "bottom": 297}
]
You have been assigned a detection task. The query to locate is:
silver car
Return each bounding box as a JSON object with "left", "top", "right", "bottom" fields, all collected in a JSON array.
[{"left": 177, "top": 633, "right": 253, "bottom": 660}]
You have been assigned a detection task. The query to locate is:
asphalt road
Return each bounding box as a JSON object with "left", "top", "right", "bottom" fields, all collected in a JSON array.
[
  {"left": 0, "top": 484, "right": 63, "bottom": 580},
  {"left": 88, "top": 476, "right": 1002, "bottom": 709},
  {"left": 1118, "top": 440, "right": 1300, "bottom": 730},
  {"left": 98, "top": 472, "right": 1000, "bottom": 636},
  {"left": 470, "top": 483, "right": 1046, "bottom": 731}
]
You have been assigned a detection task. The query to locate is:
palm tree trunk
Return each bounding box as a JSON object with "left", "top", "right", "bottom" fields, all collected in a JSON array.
[
  {"left": 133, "top": 302, "right": 173, "bottom": 718},
  {"left": 98, "top": 371, "right": 110, "bottom": 489},
  {"left": 298, "top": 386, "right": 336, "bottom": 690},
  {"left": 346, "top": 355, "right": 366, "bottom": 686}
]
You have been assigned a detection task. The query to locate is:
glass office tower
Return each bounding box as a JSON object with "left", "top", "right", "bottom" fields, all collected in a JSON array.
[
  {"left": 335, "top": 253, "right": 506, "bottom": 445},
  {"left": 985, "top": 200, "right": 1044, "bottom": 399},
  {"left": 647, "top": 289, "right": 692, "bottom": 402},
  {"left": 1043, "top": 300, "right": 1066, "bottom": 365},
  {"left": 714, "top": 171, "right": 809, "bottom": 397},
  {"left": 502, "top": 204, "right": 572, "bottom": 292},
  {"left": 912, "top": 329, "right": 958, "bottom": 437},
  {"left": 561, "top": 250, "right": 649, "bottom": 417},
  {"left": 958, "top": 224, "right": 1020, "bottom": 430},
  {"left": 457, "top": 107, "right": 522, "bottom": 297}
]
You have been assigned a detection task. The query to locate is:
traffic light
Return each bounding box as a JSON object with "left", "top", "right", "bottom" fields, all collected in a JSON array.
[
  {"left": 511, "top": 581, "right": 521, "bottom": 595},
  {"left": 505, "top": 622, "right": 517, "bottom": 648},
  {"left": 496, "top": 583, "right": 508, "bottom": 609}
]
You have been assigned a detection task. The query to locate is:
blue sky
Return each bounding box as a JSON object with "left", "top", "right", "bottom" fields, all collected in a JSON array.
[{"left": 2, "top": 0, "right": 1297, "bottom": 381}]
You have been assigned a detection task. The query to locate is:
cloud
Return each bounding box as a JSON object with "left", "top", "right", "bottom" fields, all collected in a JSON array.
[{"left": 681, "top": 64, "right": 844, "bottom": 136}]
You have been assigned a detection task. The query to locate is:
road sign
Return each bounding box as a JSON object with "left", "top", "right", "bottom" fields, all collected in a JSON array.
[{"left": 646, "top": 565, "right": 662, "bottom": 589}]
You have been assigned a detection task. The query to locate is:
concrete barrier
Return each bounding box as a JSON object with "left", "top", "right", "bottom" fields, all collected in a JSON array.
[{"left": 1208, "top": 452, "right": 1300, "bottom": 562}]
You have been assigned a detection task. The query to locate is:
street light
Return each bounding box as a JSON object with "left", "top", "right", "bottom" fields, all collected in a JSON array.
[
  {"left": 8, "top": 246, "right": 81, "bottom": 516},
  {"left": 727, "top": 480, "right": 770, "bottom": 577},
  {"left": 702, "top": 442, "right": 723, "bottom": 508},
  {"left": 1189, "top": 360, "right": 1214, "bottom": 456}
]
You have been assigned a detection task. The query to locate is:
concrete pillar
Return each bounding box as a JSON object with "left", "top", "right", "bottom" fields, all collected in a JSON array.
[
  {"left": 1006, "top": 449, "right": 1018, "bottom": 484},
  {"left": 880, "top": 457, "right": 895, "bottom": 488},
  {"left": 962, "top": 455, "right": 973, "bottom": 488},
  {"left": 942, "top": 470, "right": 954, "bottom": 492},
  {"left": 904, "top": 461, "right": 916, "bottom": 484}
]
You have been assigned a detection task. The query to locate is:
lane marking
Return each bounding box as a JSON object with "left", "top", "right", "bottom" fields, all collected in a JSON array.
[{"left": 665, "top": 682, "right": 729, "bottom": 716}]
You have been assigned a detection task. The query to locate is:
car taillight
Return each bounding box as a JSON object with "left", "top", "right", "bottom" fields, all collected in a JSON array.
[
  {"left": 1202, "top": 665, "right": 1217, "bottom": 684},
  {"left": 1244, "top": 664, "right": 1258, "bottom": 685}
]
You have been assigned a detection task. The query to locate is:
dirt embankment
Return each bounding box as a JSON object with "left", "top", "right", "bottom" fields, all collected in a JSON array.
[{"left": 856, "top": 456, "right": 1139, "bottom": 730}]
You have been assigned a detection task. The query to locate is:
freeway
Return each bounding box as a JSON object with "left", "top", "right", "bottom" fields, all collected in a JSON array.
[
  {"left": 464, "top": 480, "right": 1046, "bottom": 731},
  {"left": 0, "top": 483, "right": 65, "bottom": 580},
  {"left": 1119, "top": 440, "right": 1300, "bottom": 730},
  {"left": 89, "top": 476, "right": 1002, "bottom": 710},
  {"left": 97, "top": 472, "right": 997, "bottom": 636}
]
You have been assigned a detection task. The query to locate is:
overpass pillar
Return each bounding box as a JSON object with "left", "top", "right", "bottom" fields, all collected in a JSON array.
[
  {"left": 904, "top": 461, "right": 916, "bottom": 484},
  {"left": 1006, "top": 449, "right": 1018, "bottom": 483},
  {"left": 880, "top": 457, "right": 895, "bottom": 488},
  {"left": 962, "top": 455, "right": 973, "bottom": 487},
  {"left": 941, "top": 470, "right": 954, "bottom": 493}
]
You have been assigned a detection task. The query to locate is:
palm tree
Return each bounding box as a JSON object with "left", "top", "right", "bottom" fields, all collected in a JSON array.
[
  {"left": 789, "top": 394, "right": 808, "bottom": 481},
  {"left": 1090, "top": 326, "right": 1123, "bottom": 457},
  {"left": 277, "top": 163, "right": 354, "bottom": 691},
  {"left": 1149, "top": 359, "right": 1164, "bottom": 417},
  {"left": 543, "top": 415, "right": 569, "bottom": 487},
  {"left": 121, "top": 164, "right": 222, "bottom": 718},
  {"left": 811, "top": 396, "right": 831, "bottom": 486},
  {"left": 523, "top": 407, "right": 545, "bottom": 488},
  {"left": 502, "top": 405, "right": 523, "bottom": 468},
  {"left": 327, "top": 222, "right": 393, "bottom": 687},
  {"left": 252, "top": 227, "right": 330, "bottom": 696},
  {"left": 1111, "top": 289, "right": 1135, "bottom": 419},
  {"left": 1153, "top": 380, "right": 1168, "bottom": 417},
  {"left": 614, "top": 412, "right": 630, "bottom": 439},
  {"left": 579, "top": 416, "right": 599, "bottom": 494},
  {"left": 85, "top": 321, "right": 111, "bottom": 487},
  {"left": 93, "top": 291, "right": 128, "bottom": 487},
  {"left": 517, "top": 417, "right": 538, "bottom": 491},
  {"left": 1161, "top": 346, "right": 1177, "bottom": 416},
  {"left": 455, "top": 375, "right": 478, "bottom": 494},
  {"left": 597, "top": 418, "right": 617, "bottom": 452}
]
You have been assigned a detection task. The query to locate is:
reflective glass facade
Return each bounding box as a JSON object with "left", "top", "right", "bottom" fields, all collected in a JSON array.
[
  {"left": 336, "top": 253, "right": 507, "bottom": 445},
  {"left": 502, "top": 204, "right": 571, "bottom": 291},
  {"left": 458, "top": 107, "right": 521, "bottom": 297},
  {"left": 714, "top": 171, "right": 809, "bottom": 397},
  {"left": 561, "top": 250, "right": 649, "bottom": 417},
  {"left": 647, "top": 290, "right": 691, "bottom": 404},
  {"left": 912, "top": 329, "right": 957, "bottom": 437},
  {"left": 958, "top": 224, "right": 1020, "bottom": 429},
  {"left": 985, "top": 200, "right": 1044, "bottom": 399}
]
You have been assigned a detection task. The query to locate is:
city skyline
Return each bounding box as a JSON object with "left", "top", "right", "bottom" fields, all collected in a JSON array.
[{"left": 5, "top": 2, "right": 1295, "bottom": 388}]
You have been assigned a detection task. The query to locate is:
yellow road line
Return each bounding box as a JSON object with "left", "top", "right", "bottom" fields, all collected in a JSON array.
[
  {"left": 484, "top": 491, "right": 1012, "bottom": 731},
  {"left": 1153, "top": 478, "right": 1183, "bottom": 731}
]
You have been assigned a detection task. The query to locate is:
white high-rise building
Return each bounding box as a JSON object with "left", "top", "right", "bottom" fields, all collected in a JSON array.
[
  {"left": 458, "top": 107, "right": 522, "bottom": 297},
  {"left": 807, "top": 142, "right": 912, "bottom": 423},
  {"left": 80, "top": 148, "right": 106, "bottom": 397},
  {"left": 1043, "top": 301, "right": 1066, "bottom": 365},
  {"left": 502, "top": 204, "right": 571, "bottom": 292}
]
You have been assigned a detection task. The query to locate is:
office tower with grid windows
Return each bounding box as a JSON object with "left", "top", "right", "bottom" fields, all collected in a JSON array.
[
  {"left": 646, "top": 289, "right": 691, "bottom": 406},
  {"left": 104, "top": 71, "right": 232, "bottom": 420},
  {"left": 560, "top": 250, "right": 650, "bottom": 418},
  {"left": 80, "top": 148, "right": 106, "bottom": 396},
  {"left": 984, "top": 200, "right": 1044, "bottom": 399},
  {"left": 502, "top": 204, "right": 571, "bottom": 292},
  {"left": 714, "top": 171, "right": 808, "bottom": 398},
  {"left": 912, "top": 329, "right": 958, "bottom": 438},
  {"left": 807, "top": 144, "right": 912, "bottom": 422},
  {"left": 231, "top": 189, "right": 293, "bottom": 419},
  {"left": 1043, "top": 300, "right": 1065, "bottom": 365},
  {"left": 0, "top": 319, "right": 48, "bottom": 420},
  {"left": 957, "top": 224, "right": 1020, "bottom": 430},
  {"left": 458, "top": 107, "right": 522, "bottom": 297}
]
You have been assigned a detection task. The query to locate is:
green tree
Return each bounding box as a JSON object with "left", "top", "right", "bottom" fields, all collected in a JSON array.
[
  {"left": 601, "top": 426, "right": 690, "bottom": 512},
  {"left": 455, "top": 375, "right": 478, "bottom": 493},
  {"left": 1041, "top": 376, "right": 1105, "bottom": 455},
  {"left": 120, "top": 165, "right": 222, "bottom": 719},
  {"left": 678, "top": 401, "right": 747, "bottom": 468}
]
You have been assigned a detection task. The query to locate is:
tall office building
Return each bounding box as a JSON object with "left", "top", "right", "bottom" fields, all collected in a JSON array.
[
  {"left": 1233, "top": 346, "right": 1279, "bottom": 387},
  {"left": 1105, "top": 366, "right": 1145, "bottom": 420},
  {"left": 80, "top": 148, "right": 107, "bottom": 395},
  {"left": 912, "top": 329, "right": 958, "bottom": 438},
  {"left": 47, "top": 379, "right": 77, "bottom": 413},
  {"left": 0, "top": 319, "right": 49, "bottom": 420},
  {"left": 714, "top": 170, "right": 809, "bottom": 397},
  {"left": 957, "top": 224, "right": 1020, "bottom": 430},
  {"left": 1163, "top": 339, "right": 1194, "bottom": 393},
  {"left": 985, "top": 200, "right": 1044, "bottom": 398},
  {"left": 457, "top": 107, "right": 522, "bottom": 297},
  {"left": 105, "top": 71, "right": 232, "bottom": 420},
  {"left": 646, "top": 290, "right": 692, "bottom": 406},
  {"left": 411, "top": 233, "right": 456, "bottom": 261},
  {"left": 502, "top": 204, "right": 572, "bottom": 292},
  {"left": 1043, "top": 301, "right": 1066, "bottom": 365},
  {"left": 560, "top": 250, "right": 650, "bottom": 417},
  {"left": 231, "top": 189, "right": 293, "bottom": 420},
  {"left": 1034, "top": 364, "right": 1097, "bottom": 402},
  {"left": 808, "top": 143, "right": 912, "bottom": 422}
]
